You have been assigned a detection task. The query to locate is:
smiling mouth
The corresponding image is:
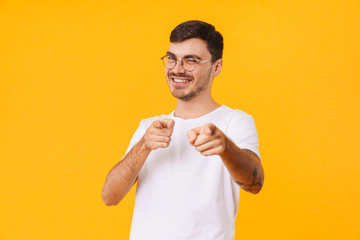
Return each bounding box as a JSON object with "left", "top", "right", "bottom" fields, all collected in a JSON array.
[{"left": 171, "top": 77, "right": 192, "bottom": 83}]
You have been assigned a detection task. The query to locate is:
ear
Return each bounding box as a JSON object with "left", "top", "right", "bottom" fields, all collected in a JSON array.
[{"left": 213, "top": 59, "right": 223, "bottom": 77}]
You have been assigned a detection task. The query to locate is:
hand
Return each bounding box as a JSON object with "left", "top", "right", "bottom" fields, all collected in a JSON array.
[
  {"left": 187, "top": 123, "right": 227, "bottom": 156},
  {"left": 143, "top": 119, "right": 175, "bottom": 151}
]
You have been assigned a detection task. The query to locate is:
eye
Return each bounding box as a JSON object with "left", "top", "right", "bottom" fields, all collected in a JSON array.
[
  {"left": 184, "top": 58, "right": 197, "bottom": 64},
  {"left": 167, "top": 55, "right": 176, "bottom": 61}
]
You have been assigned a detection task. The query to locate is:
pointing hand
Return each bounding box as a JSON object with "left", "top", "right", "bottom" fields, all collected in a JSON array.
[
  {"left": 143, "top": 119, "right": 175, "bottom": 150},
  {"left": 187, "top": 123, "right": 227, "bottom": 156}
]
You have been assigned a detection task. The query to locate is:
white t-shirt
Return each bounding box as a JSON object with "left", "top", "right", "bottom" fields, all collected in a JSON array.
[{"left": 127, "top": 105, "right": 260, "bottom": 240}]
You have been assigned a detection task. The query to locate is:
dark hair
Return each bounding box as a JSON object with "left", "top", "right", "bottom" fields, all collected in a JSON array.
[{"left": 170, "top": 20, "right": 223, "bottom": 62}]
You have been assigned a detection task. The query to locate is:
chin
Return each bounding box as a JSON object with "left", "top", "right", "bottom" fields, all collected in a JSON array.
[{"left": 171, "top": 91, "right": 197, "bottom": 102}]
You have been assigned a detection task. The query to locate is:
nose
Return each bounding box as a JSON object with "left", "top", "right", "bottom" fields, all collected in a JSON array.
[{"left": 172, "top": 60, "right": 186, "bottom": 74}]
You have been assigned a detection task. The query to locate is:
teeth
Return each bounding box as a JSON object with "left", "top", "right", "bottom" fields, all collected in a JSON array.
[{"left": 173, "top": 78, "right": 189, "bottom": 83}]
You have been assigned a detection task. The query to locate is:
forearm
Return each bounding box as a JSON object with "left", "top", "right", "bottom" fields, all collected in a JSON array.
[
  {"left": 102, "top": 137, "right": 150, "bottom": 206},
  {"left": 220, "top": 137, "right": 264, "bottom": 194}
]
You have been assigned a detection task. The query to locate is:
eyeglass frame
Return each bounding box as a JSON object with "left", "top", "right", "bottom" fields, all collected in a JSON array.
[{"left": 160, "top": 54, "right": 211, "bottom": 72}]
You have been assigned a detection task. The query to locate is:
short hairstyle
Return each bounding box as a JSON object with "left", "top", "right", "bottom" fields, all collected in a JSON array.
[{"left": 170, "top": 20, "right": 223, "bottom": 62}]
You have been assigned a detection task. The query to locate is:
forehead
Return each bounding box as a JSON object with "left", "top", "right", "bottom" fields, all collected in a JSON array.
[{"left": 167, "top": 38, "right": 211, "bottom": 58}]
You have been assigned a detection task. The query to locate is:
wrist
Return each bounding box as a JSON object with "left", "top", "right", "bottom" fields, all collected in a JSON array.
[
  {"left": 138, "top": 137, "right": 152, "bottom": 154},
  {"left": 220, "top": 136, "right": 232, "bottom": 157}
]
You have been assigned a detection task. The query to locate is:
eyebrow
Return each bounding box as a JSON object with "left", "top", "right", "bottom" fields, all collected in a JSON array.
[{"left": 166, "top": 51, "right": 202, "bottom": 60}]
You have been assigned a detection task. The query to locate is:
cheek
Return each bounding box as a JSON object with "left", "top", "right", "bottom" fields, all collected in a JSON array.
[
  {"left": 166, "top": 69, "right": 174, "bottom": 78},
  {"left": 192, "top": 68, "right": 205, "bottom": 79},
  {"left": 165, "top": 70, "right": 170, "bottom": 80}
]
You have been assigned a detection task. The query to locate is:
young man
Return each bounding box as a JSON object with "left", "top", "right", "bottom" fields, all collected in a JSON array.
[{"left": 102, "top": 20, "right": 264, "bottom": 240}]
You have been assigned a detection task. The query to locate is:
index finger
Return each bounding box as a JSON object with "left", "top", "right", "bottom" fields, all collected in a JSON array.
[
  {"left": 201, "top": 123, "right": 216, "bottom": 135},
  {"left": 161, "top": 119, "right": 175, "bottom": 131},
  {"left": 151, "top": 120, "right": 162, "bottom": 129}
]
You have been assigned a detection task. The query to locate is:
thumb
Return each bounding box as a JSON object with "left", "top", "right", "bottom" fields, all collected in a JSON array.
[
  {"left": 201, "top": 123, "right": 215, "bottom": 135},
  {"left": 187, "top": 127, "right": 201, "bottom": 145}
]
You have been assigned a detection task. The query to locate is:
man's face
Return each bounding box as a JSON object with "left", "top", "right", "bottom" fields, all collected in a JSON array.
[{"left": 165, "top": 38, "right": 218, "bottom": 102}]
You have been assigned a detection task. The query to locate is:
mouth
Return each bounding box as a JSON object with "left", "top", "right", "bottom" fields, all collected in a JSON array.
[{"left": 170, "top": 77, "right": 192, "bottom": 84}]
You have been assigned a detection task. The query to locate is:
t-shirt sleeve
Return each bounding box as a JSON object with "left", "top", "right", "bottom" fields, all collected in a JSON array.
[
  {"left": 226, "top": 111, "right": 261, "bottom": 160},
  {"left": 125, "top": 120, "right": 147, "bottom": 155}
]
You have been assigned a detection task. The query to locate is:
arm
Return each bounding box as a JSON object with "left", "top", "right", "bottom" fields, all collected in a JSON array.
[
  {"left": 220, "top": 138, "right": 264, "bottom": 194},
  {"left": 101, "top": 119, "right": 175, "bottom": 206},
  {"left": 187, "top": 123, "right": 264, "bottom": 194}
]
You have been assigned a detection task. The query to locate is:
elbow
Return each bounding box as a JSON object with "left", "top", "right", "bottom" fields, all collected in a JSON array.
[
  {"left": 103, "top": 199, "right": 117, "bottom": 207},
  {"left": 237, "top": 176, "right": 264, "bottom": 194},
  {"left": 250, "top": 185, "right": 263, "bottom": 194},
  {"left": 240, "top": 184, "right": 263, "bottom": 194},
  {"left": 101, "top": 189, "right": 120, "bottom": 206},
  {"left": 251, "top": 176, "right": 264, "bottom": 194},
  {"left": 250, "top": 168, "right": 264, "bottom": 194}
]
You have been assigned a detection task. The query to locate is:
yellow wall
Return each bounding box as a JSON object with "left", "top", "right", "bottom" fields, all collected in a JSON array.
[{"left": 1, "top": 0, "right": 359, "bottom": 239}]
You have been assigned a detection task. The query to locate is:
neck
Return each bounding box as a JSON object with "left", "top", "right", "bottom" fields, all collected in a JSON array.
[{"left": 174, "top": 94, "right": 221, "bottom": 119}]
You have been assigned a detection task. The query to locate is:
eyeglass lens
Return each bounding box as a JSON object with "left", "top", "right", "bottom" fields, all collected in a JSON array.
[{"left": 162, "top": 56, "right": 197, "bottom": 71}]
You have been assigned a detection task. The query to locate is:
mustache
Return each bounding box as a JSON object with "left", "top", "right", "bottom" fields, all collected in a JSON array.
[{"left": 168, "top": 73, "right": 193, "bottom": 79}]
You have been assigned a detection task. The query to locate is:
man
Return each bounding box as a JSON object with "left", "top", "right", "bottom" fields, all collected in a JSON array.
[{"left": 102, "top": 20, "right": 264, "bottom": 240}]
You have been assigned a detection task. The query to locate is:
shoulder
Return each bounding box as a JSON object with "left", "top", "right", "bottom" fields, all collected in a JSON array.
[
  {"left": 221, "top": 106, "right": 261, "bottom": 159},
  {"left": 218, "top": 106, "right": 257, "bottom": 136},
  {"left": 220, "top": 105, "right": 255, "bottom": 124}
]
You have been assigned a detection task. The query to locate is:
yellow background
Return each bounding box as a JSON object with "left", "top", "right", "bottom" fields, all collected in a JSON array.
[{"left": 1, "top": 0, "right": 359, "bottom": 239}]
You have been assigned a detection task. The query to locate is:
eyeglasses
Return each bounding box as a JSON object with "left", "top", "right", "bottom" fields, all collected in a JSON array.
[{"left": 161, "top": 55, "right": 211, "bottom": 72}]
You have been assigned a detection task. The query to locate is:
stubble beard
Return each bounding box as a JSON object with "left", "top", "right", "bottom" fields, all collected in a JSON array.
[{"left": 167, "top": 68, "right": 212, "bottom": 102}]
